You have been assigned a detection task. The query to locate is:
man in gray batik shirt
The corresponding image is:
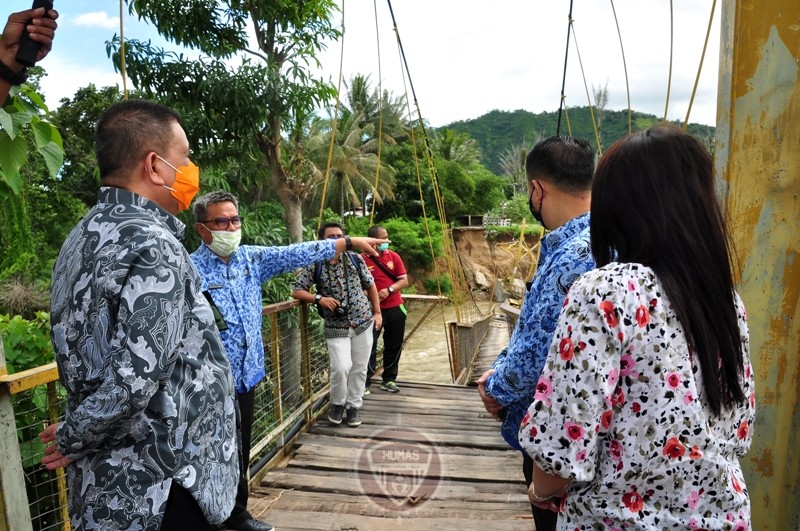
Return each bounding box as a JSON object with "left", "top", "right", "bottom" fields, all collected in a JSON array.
[{"left": 41, "top": 100, "right": 238, "bottom": 531}]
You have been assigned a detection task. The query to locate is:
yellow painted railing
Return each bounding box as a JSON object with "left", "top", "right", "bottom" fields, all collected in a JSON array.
[{"left": 0, "top": 294, "right": 447, "bottom": 531}]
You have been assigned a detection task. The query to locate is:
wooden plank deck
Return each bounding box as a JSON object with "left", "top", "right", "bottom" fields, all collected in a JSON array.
[{"left": 247, "top": 380, "right": 531, "bottom": 530}]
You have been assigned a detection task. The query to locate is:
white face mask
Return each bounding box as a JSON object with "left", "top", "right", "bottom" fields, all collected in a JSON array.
[{"left": 207, "top": 229, "right": 241, "bottom": 257}]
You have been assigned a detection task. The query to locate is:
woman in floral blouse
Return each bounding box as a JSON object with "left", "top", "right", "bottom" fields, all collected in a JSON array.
[{"left": 519, "top": 126, "right": 755, "bottom": 529}]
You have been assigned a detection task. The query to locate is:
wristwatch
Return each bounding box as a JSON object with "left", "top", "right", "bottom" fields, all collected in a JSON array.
[
  {"left": 314, "top": 294, "right": 322, "bottom": 304},
  {"left": 387, "top": 286, "right": 395, "bottom": 294},
  {"left": 343, "top": 235, "right": 353, "bottom": 251},
  {"left": 0, "top": 60, "right": 28, "bottom": 85}
]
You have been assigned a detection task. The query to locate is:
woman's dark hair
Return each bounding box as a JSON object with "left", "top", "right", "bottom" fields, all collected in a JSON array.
[{"left": 591, "top": 125, "right": 745, "bottom": 415}]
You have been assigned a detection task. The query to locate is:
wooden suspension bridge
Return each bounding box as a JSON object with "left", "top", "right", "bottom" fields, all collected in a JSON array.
[{"left": 243, "top": 314, "right": 533, "bottom": 530}]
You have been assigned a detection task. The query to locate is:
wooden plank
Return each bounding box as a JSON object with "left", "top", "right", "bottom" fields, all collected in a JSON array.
[
  {"left": 289, "top": 443, "right": 522, "bottom": 483},
  {"left": 249, "top": 508, "right": 533, "bottom": 531},
  {"left": 353, "top": 411, "right": 499, "bottom": 432},
  {"left": 0, "top": 339, "right": 34, "bottom": 531},
  {"left": 310, "top": 423, "right": 506, "bottom": 443},
  {"left": 362, "top": 392, "right": 489, "bottom": 411},
  {"left": 250, "top": 487, "right": 530, "bottom": 520},
  {"left": 261, "top": 469, "right": 528, "bottom": 501},
  {"left": 297, "top": 430, "right": 511, "bottom": 453},
  {"left": 249, "top": 380, "right": 532, "bottom": 528},
  {"left": 274, "top": 464, "right": 526, "bottom": 493},
  {"left": 0, "top": 362, "right": 59, "bottom": 394}
]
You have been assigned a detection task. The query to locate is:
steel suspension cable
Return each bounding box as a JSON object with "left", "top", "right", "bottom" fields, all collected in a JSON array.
[
  {"left": 317, "top": 0, "right": 347, "bottom": 229},
  {"left": 369, "top": 0, "right": 384, "bottom": 224},
  {"left": 570, "top": 23, "right": 603, "bottom": 155},
  {"left": 663, "top": 0, "right": 674, "bottom": 124},
  {"left": 119, "top": 0, "right": 128, "bottom": 99},
  {"left": 555, "top": 0, "right": 575, "bottom": 136},
  {"left": 609, "top": 0, "right": 632, "bottom": 134},
  {"left": 683, "top": 0, "right": 717, "bottom": 130},
  {"left": 385, "top": 0, "right": 470, "bottom": 323}
]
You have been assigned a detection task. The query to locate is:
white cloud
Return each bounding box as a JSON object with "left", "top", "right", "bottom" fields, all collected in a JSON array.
[
  {"left": 314, "top": 0, "right": 721, "bottom": 126},
  {"left": 38, "top": 51, "right": 127, "bottom": 109},
  {"left": 72, "top": 12, "right": 120, "bottom": 30}
]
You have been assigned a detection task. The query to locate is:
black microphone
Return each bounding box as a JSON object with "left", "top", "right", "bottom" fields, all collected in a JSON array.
[{"left": 14, "top": 0, "right": 54, "bottom": 68}]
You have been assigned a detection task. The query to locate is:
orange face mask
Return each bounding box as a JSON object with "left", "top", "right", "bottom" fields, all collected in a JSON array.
[{"left": 157, "top": 155, "right": 200, "bottom": 212}]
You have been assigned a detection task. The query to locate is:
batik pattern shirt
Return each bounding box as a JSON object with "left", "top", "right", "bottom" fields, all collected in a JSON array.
[
  {"left": 294, "top": 252, "right": 375, "bottom": 338},
  {"left": 486, "top": 213, "right": 594, "bottom": 450},
  {"left": 50, "top": 188, "right": 238, "bottom": 530},
  {"left": 191, "top": 241, "right": 337, "bottom": 393},
  {"left": 519, "top": 263, "right": 755, "bottom": 529}
]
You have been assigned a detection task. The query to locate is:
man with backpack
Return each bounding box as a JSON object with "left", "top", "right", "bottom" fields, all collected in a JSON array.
[
  {"left": 362, "top": 225, "right": 409, "bottom": 394},
  {"left": 292, "top": 222, "right": 382, "bottom": 428}
]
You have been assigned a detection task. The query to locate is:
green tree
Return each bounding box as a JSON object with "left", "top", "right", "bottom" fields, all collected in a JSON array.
[
  {"left": 111, "top": 0, "right": 340, "bottom": 242},
  {"left": 50, "top": 84, "right": 127, "bottom": 207},
  {"left": 498, "top": 139, "right": 540, "bottom": 197},
  {"left": 344, "top": 74, "right": 408, "bottom": 144},
  {"left": 0, "top": 76, "right": 65, "bottom": 283},
  {"left": 376, "top": 141, "right": 432, "bottom": 221},
  {"left": 305, "top": 105, "right": 397, "bottom": 218},
  {"left": 428, "top": 127, "right": 481, "bottom": 168}
]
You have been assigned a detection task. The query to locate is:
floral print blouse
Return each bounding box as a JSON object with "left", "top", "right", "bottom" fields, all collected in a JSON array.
[{"left": 519, "top": 262, "right": 755, "bottom": 530}]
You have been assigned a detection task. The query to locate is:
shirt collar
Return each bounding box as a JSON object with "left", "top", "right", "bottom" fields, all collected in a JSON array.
[
  {"left": 541, "top": 211, "right": 591, "bottom": 254},
  {"left": 98, "top": 186, "right": 185, "bottom": 239}
]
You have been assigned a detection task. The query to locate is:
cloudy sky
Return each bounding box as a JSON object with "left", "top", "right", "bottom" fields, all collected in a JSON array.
[{"left": 8, "top": 0, "right": 722, "bottom": 127}]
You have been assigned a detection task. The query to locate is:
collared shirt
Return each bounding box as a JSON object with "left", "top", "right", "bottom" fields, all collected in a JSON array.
[
  {"left": 190, "top": 241, "right": 337, "bottom": 394},
  {"left": 362, "top": 248, "right": 407, "bottom": 309},
  {"left": 50, "top": 187, "right": 238, "bottom": 530},
  {"left": 294, "top": 252, "right": 375, "bottom": 338},
  {"left": 519, "top": 263, "right": 754, "bottom": 528},
  {"left": 486, "top": 212, "right": 594, "bottom": 450}
]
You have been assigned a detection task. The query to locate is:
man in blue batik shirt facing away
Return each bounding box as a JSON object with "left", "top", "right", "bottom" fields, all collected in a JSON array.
[
  {"left": 190, "top": 191, "right": 385, "bottom": 531},
  {"left": 478, "top": 137, "right": 595, "bottom": 531}
]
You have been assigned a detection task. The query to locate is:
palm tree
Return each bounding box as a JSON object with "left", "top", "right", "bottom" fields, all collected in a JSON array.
[
  {"left": 428, "top": 128, "right": 482, "bottom": 168},
  {"left": 305, "top": 109, "right": 396, "bottom": 217},
  {"left": 498, "top": 141, "right": 532, "bottom": 195},
  {"left": 344, "top": 74, "right": 409, "bottom": 145}
]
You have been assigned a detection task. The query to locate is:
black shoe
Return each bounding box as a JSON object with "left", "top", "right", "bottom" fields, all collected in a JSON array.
[
  {"left": 226, "top": 518, "right": 275, "bottom": 531},
  {"left": 328, "top": 403, "right": 345, "bottom": 425},
  {"left": 346, "top": 406, "right": 361, "bottom": 427}
]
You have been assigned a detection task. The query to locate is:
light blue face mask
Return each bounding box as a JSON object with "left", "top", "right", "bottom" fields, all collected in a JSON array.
[{"left": 377, "top": 243, "right": 390, "bottom": 252}]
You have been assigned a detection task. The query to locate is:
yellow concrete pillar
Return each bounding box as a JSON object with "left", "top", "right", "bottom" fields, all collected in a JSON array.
[{"left": 715, "top": 1, "right": 800, "bottom": 528}]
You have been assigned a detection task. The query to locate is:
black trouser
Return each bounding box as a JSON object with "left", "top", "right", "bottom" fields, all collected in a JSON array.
[
  {"left": 161, "top": 483, "right": 213, "bottom": 531},
  {"left": 225, "top": 388, "right": 255, "bottom": 526},
  {"left": 367, "top": 305, "right": 406, "bottom": 384},
  {"left": 523, "top": 453, "right": 559, "bottom": 531}
]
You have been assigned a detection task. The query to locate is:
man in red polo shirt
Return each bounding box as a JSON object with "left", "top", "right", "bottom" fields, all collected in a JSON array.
[{"left": 362, "top": 225, "right": 409, "bottom": 393}]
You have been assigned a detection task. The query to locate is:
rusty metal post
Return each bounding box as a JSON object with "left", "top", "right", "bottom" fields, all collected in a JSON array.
[{"left": 716, "top": 1, "right": 800, "bottom": 528}]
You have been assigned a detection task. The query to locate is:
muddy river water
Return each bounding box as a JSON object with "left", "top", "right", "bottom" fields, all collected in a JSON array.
[{"left": 390, "top": 301, "right": 499, "bottom": 385}]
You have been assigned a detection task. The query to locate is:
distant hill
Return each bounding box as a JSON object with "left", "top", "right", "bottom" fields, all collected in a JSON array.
[{"left": 443, "top": 107, "right": 716, "bottom": 176}]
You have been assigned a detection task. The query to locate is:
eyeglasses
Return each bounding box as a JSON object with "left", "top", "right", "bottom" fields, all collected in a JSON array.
[
  {"left": 201, "top": 216, "right": 243, "bottom": 229},
  {"left": 326, "top": 234, "right": 344, "bottom": 240}
]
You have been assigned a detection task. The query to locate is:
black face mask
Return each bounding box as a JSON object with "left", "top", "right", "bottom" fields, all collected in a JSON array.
[{"left": 528, "top": 183, "right": 546, "bottom": 230}]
